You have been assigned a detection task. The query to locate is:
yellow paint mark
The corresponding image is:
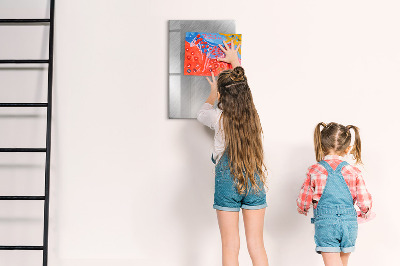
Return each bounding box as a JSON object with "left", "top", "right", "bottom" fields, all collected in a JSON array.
[{"left": 219, "top": 33, "right": 242, "bottom": 55}]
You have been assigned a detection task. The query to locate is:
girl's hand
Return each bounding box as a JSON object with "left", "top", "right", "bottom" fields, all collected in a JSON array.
[
  {"left": 205, "top": 71, "right": 218, "bottom": 105},
  {"left": 206, "top": 71, "right": 218, "bottom": 92},
  {"left": 297, "top": 207, "right": 308, "bottom": 216},
  {"left": 218, "top": 40, "right": 241, "bottom": 68}
]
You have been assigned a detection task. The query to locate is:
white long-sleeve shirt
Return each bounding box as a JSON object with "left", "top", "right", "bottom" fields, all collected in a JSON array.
[{"left": 196, "top": 103, "right": 225, "bottom": 164}]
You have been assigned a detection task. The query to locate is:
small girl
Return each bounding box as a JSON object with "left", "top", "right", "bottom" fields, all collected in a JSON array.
[
  {"left": 297, "top": 122, "right": 373, "bottom": 266},
  {"left": 197, "top": 40, "right": 269, "bottom": 266}
]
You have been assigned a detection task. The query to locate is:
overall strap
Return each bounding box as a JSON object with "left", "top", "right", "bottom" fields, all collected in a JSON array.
[
  {"left": 211, "top": 153, "right": 216, "bottom": 164},
  {"left": 334, "top": 161, "right": 349, "bottom": 173},
  {"left": 318, "top": 160, "right": 333, "bottom": 174}
]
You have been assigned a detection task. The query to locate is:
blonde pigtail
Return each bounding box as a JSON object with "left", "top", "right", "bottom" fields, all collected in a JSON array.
[
  {"left": 314, "top": 122, "right": 326, "bottom": 162},
  {"left": 347, "top": 125, "right": 362, "bottom": 164}
]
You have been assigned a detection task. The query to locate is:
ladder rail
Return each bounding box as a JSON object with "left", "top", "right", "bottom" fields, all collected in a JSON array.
[{"left": 43, "top": 0, "right": 55, "bottom": 265}]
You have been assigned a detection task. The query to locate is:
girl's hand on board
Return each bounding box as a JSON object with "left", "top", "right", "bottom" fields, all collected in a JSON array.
[
  {"left": 218, "top": 40, "right": 241, "bottom": 68},
  {"left": 206, "top": 71, "right": 218, "bottom": 94},
  {"left": 205, "top": 71, "right": 219, "bottom": 105}
]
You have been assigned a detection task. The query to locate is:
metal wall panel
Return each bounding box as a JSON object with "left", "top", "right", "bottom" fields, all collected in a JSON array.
[{"left": 168, "top": 20, "right": 236, "bottom": 119}]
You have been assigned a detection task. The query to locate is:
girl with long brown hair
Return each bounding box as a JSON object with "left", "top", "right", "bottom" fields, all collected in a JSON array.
[
  {"left": 197, "top": 40, "right": 269, "bottom": 266},
  {"left": 297, "top": 122, "right": 373, "bottom": 266}
]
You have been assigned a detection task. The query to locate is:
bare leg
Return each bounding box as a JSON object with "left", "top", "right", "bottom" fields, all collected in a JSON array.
[
  {"left": 321, "top": 252, "right": 343, "bottom": 266},
  {"left": 340, "top": 252, "right": 351, "bottom": 266},
  {"left": 242, "top": 208, "right": 269, "bottom": 266},
  {"left": 216, "top": 210, "right": 240, "bottom": 266}
]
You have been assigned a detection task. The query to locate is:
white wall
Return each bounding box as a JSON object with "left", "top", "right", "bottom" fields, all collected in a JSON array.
[{"left": 1, "top": 0, "right": 399, "bottom": 265}]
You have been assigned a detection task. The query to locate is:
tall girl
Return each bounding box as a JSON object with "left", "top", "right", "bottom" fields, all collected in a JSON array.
[
  {"left": 197, "top": 40, "right": 269, "bottom": 266},
  {"left": 297, "top": 122, "right": 373, "bottom": 266}
]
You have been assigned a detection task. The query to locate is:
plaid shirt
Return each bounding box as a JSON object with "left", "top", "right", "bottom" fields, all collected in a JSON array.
[{"left": 297, "top": 155, "right": 372, "bottom": 218}]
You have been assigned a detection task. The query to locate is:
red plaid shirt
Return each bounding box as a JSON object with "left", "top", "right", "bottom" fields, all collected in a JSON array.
[{"left": 297, "top": 155, "right": 372, "bottom": 218}]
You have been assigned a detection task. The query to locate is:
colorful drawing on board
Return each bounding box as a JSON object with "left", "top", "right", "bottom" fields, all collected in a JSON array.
[{"left": 184, "top": 32, "right": 242, "bottom": 76}]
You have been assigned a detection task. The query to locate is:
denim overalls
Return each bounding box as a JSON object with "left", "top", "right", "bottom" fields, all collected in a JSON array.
[
  {"left": 211, "top": 151, "right": 267, "bottom": 211},
  {"left": 311, "top": 160, "right": 358, "bottom": 254}
]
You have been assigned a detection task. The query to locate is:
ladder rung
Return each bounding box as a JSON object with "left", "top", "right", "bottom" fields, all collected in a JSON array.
[
  {"left": 0, "top": 148, "right": 46, "bottom": 152},
  {"left": 0, "top": 103, "right": 48, "bottom": 107},
  {"left": 0, "top": 196, "right": 45, "bottom": 200},
  {"left": 0, "top": 246, "right": 44, "bottom": 250},
  {"left": 0, "top": 19, "right": 50, "bottom": 23},
  {"left": 0, "top": 60, "right": 49, "bottom": 64}
]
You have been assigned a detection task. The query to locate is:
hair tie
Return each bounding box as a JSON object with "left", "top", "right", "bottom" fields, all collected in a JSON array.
[
  {"left": 225, "top": 81, "right": 246, "bottom": 88},
  {"left": 230, "top": 74, "right": 244, "bottom": 82},
  {"left": 346, "top": 125, "right": 352, "bottom": 136}
]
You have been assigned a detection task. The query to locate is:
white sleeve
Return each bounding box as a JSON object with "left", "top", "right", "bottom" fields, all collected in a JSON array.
[{"left": 196, "top": 103, "right": 219, "bottom": 130}]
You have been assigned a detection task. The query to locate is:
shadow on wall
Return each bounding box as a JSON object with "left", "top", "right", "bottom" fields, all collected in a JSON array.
[
  {"left": 264, "top": 144, "right": 316, "bottom": 265},
  {"left": 173, "top": 122, "right": 216, "bottom": 266}
]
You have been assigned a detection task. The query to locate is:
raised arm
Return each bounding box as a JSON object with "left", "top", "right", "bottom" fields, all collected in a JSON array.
[
  {"left": 198, "top": 40, "right": 241, "bottom": 127},
  {"left": 205, "top": 71, "right": 218, "bottom": 105},
  {"left": 197, "top": 102, "right": 220, "bottom": 130},
  {"left": 217, "top": 40, "right": 241, "bottom": 69}
]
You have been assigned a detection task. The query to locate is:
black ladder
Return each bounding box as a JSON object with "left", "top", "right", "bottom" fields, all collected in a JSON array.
[{"left": 0, "top": 1, "right": 55, "bottom": 265}]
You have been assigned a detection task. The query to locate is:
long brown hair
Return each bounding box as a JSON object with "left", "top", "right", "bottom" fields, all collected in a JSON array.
[
  {"left": 314, "top": 122, "right": 362, "bottom": 164},
  {"left": 217, "top": 66, "right": 267, "bottom": 194}
]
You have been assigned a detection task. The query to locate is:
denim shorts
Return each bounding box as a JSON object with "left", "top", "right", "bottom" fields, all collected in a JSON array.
[
  {"left": 312, "top": 209, "right": 358, "bottom": 253},
  {"left": 213, "top": 153, "right": 267, "bottom": 212}
]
